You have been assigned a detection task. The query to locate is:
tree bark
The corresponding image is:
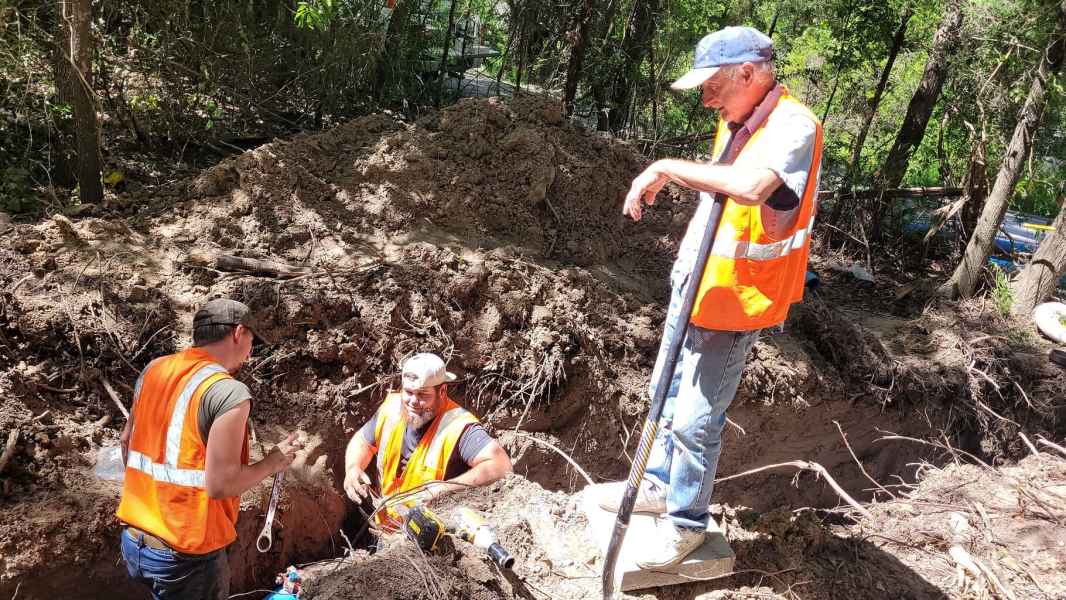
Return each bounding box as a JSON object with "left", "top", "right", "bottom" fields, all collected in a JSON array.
[
  {"left": 437, "top": 0, "right": 460, "bottom": 106},
  {"left": 606, "top": 0, "right": 662, "bottom": 132},
  {"left": 374, "top": 0, "right": 414, "bottom": 99},
  {"left": 941, "top": 0, "right": 1066, "bottom": 299},
  {"left": 767, "top": 4, "right": 780, "bottom": 38},
  {"left": 824, "top": 9, "right": 911, "bottom": 229},
  {"left": 871, "top": 0, "right": 963, "bottom": 240},
  {"left": 563, "top": 0, "right": 598, "bottom": 116},
  {"left": 849, "top": 9, "right": 911, "bottom": 184},
  {"left": 1011, "top": 203, "right": 1066, "bottom": 315},
  {"left": 54, "top": 0, "right": 103, "bottom": 204}
]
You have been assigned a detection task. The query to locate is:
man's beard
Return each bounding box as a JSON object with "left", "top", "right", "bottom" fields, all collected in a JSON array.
[{"left": 403, "top": 408, "right": 436, "bottom": 430}]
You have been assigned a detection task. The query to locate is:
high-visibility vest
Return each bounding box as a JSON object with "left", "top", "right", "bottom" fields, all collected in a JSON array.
[
  {"left": 690, "top": 91, "right": 824, "bottom": 331},
  {"left": 371, "top": 391, "right": 478, "bottom": 522},
  {"left": 116, "top": 348, "right": 249, "bottom": 555}
]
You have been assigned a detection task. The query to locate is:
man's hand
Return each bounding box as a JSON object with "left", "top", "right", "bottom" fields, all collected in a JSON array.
[
  {"left": 267, "top": 432, "right": 304, "bottom": 474},
  {"left": 623, "top": 163, "right": 669, "bottom": 221},
  {"left": 344, "top": 466, "right": 372, "bottom": 502}
]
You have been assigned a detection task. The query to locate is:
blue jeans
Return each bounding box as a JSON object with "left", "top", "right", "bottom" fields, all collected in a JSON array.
[
  {"left": 644, "top": 266, "right": 759, "bottom": 530},
  {"left": 120, "top": 529, "right": 229, "bottom": 600}
]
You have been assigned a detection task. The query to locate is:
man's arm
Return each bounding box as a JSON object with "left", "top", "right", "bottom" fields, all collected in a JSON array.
[
  {"left": 623, "top": 159, "right": 783, "bottom": 221},
  {"left": 345, "top": 432, "right": 375, "bottom": 473},
  {"left": 431, "top": 440, "right": 512, "bottom": 498},
  {"left": 204, "top": 400, "right": 299, "bottom": 499},
  {"left": 342, "top": 429, "right": 376, "bottom": 501},
  {"left": 120, "top": 413, "right": 133, "bottom": 465}
]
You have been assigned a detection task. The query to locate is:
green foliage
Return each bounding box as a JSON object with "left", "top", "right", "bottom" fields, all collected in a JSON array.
[
  {"left": 1, "top": 0, "right": 1064, "bottom": 236},
  {"left": 0, "top": 165, "right": 37, "bottom": 213},
  {"left": 294, "top": 0, "right": 338, "bottom": 32},
  {"left": 990, "top": 264, "right": 1014, "bottom": 316}
]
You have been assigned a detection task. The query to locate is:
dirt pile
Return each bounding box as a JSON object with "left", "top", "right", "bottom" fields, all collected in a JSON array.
[
  {"left": 304, "top": 452, "right": 1066, "bottom": 600},
  {"left": 0, "top": 94, "right": 1063, "bottom": 599},
  {"left": 0, "top": 95, "right": 685, "bottom": 597}
]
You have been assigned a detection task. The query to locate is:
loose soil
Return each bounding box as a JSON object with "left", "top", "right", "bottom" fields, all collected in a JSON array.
[{"left": 0, "top": 95, "right": 1062, "bottom": 599}]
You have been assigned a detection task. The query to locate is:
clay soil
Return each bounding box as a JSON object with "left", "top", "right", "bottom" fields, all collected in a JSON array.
[{"left": 0, "top": 95, "right": 1063, "bottom": 599}]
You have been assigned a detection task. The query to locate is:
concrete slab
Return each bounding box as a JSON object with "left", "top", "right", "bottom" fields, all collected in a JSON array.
[{"left": 579, "top": 483, "right": 735, "bottom": 592}]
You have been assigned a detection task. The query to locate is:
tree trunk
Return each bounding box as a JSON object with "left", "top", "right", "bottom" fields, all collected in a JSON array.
[
  {"left": 820, "top": 61, "right": 844, "bottom": 124},
  {"left": 54, "top": 0, "right": 103, "bottom": 204},
  {"left": 563, "top": 0, "right": 597, "bottom": 115},
  {"left": 848, "top": 9, "right": 911, "bottom": 184},
  {"left": 515, "top": 9, "right": 529, "bottom": 92},
  {"left": 1011, "top": 203, "right": 1066, "bottom": 315},
  {"left": 767, "top": 4, "right": 780, "bottom": 38},
  {"left": 959, "top": 131, "right": 987, "bottom": 237},
  {"left": 871, "top": 0, "right": 963, "bottom": 240},
  {"left": 941, "top": 0, "right": 1066, "bottom": 299},
  {"left": 374, "top": 0, "right": 414, "bottom": 99},
  {"left": 606, "top": 0, "right": 661, "bottom": 132},
  {"left": 824, "top": 9, "right": 911, "bottom": 230},
  {"left": 436, "top": 0, "right": 460, "bottom": 106}
]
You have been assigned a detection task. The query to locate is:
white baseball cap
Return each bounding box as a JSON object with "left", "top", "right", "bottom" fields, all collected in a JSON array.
[{"left": 401, "top": 353, "right": 457, "bottom": 389}]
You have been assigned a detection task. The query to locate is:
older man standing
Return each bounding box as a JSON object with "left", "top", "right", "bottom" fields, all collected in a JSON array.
[
  {"left": 344, "top": 353, "right": 512, "bottom": 523},
  {"left": 600, "top": 26, "right": 823, "bottom": 568}
]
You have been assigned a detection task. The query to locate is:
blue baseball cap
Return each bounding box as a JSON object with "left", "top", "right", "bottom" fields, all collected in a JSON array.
[{"left": 671, "top": 26, "right": 773, "bottom": 90}]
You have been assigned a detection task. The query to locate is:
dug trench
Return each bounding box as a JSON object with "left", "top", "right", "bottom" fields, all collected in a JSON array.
[{"left": 0, "top": 95, "right": 1061, "bottom": 599}]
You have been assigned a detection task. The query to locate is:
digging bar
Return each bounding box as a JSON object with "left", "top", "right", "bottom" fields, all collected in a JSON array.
[{"left": 601, "top": 192, "right": 727, "bottom": 599}]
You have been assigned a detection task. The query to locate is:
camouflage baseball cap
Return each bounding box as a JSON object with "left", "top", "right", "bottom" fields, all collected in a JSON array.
[{"left": 193, "top": 298, "right": 272, "bottom": 345}]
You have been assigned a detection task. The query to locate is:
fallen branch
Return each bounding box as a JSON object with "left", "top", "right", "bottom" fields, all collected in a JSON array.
[
  {"left": 876, "top": 430, "right": 991, "bottom": 469},
  {"left": 1036, "top": 436, "right": 1066, "bottom": 459},
  {"left": 948, "top": 512, "right": 1017, "bottom": 600},
  {"left": 834, "top": 420, "right": 895, "bottom": 500},
  {"left": 0, "top": 430, "right": 18, "bottom": 475},
  {"left": 186, "top": 252, "right": 310, "bottom": 278},
  {"left": 818, "top": 186, "right": 962, "bottom": 201},
  {"left": 715, "top": 460, "right": 873, "bottom": 519},
  {"left": 512, "top": 431, "right": 595, "bottom": 487},
  {"left": 725, "top": 417, "right": 747, "bottom": 436},
  {"left": 100, "top": 376, "right": 129, "bottom": 419},
  {"left": 1018, "top": 432, "right": 1040, "bottom": 456}
]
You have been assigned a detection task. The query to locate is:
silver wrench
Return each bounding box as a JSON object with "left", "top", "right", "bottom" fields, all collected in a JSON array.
[{"left": 256, "top": 471, "right": 284, "bottom": 553}]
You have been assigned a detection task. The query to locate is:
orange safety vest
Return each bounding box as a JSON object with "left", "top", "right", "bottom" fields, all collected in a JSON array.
[
  {"left": 690, "top": 91, "right": 824, "bottom": 331},
  {"left": 370, "top": 390, "right": 478, "bottom": 522},
  {"left": 116, "top": 347, "right": 249, "bottom": 555}
]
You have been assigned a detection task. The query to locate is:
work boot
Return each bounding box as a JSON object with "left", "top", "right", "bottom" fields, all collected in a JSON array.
[
  {"left": 596, "top": 478, "right": 667, "bottom": 515},
  {"left": 634, "top": 519, "right": 705, "bottom": 570}
]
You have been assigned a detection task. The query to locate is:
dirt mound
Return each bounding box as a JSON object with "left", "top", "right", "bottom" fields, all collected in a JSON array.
[
  {"left": 0, "top": 94, "right": 1063, "bottom": 598},
  {"left": 850, "top": 449, "right": 1066, "bottom": 600},
  {"left": 306, "top": 456, "right": 1066, "bottom": 600}
]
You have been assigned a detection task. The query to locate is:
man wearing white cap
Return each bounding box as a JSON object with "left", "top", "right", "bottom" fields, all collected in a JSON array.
[
  {"left": 343, "top": 353, "right": 512, "bottom": 521},
  {"left": 604, "top": 26, "right": 824, "bottom": 568}
]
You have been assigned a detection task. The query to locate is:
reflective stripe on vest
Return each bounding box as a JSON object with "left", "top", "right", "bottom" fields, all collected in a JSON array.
[
  {"left": 124, "top": 363, "right": 226, "bottom": 488},
  {"left": 117, "top": 348, "right": 247, "bottom": 555},
  {"left": 125, "top": 449, "right": 205, "bottom": 487},
  {"left": 710, "top": 214, "right": 813, "bottom": 261}
]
